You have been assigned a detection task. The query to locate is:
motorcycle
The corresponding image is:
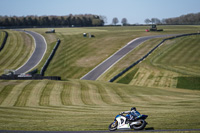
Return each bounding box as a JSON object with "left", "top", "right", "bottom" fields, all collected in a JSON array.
[{"left": 108, "top": 114, "right": 148, "bottom": 131}]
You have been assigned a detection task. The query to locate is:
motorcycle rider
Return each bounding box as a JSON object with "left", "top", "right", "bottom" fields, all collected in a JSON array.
[{"left": 120, "top": 107, "right": 141, "bottom": 121}]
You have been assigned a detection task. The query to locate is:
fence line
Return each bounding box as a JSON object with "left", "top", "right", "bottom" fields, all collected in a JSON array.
[
  {"left": 109, "top": 33, "right": 199, "bottom": 82},
  {"left": 40, "top": 39, "right": 61, "bottom": 76},
  {"left": 0, "top": 74, "right": 61, "bottom": 80}
]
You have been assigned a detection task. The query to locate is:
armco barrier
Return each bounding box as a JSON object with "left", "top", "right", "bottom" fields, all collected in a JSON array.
[
  {"left": 40, "top": 39, "right": 61, "bottom": 76},
  {"left": 109, "top": 33, "right": 199, "bottom": 82},
  {"left": 0, "top": 74, "right": 61, "bottom": 80},
  {"left": 0, "top": 31, "right": 8, "bottom": 52}
]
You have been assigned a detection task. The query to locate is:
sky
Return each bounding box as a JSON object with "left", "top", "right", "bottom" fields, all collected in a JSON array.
[{"left": 0, "top": 0, "right": 200, "bottom": 24}]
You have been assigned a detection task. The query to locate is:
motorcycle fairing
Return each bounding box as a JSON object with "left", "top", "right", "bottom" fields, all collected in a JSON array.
[{"left": 116, "top": 115, "right": 131, "bottom": 130}]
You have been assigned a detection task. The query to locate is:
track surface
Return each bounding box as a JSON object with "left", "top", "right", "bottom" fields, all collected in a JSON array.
[
  {"left": 1, "top": 129, "right": 200, "bottom": 133},
  {"left": 14, "top": 30, "right": 47, "bottom": 74},
  {"left": 81, "top": 34, "right": 177, "bottom": 80}
]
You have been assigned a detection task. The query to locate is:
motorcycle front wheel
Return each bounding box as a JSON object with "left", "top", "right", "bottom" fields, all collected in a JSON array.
[
  {"left": 108, "top": 121, "right": 118, "bottom": 131},
  {"left": 131, "top": 119, "right": 147, "bottom": 130}
]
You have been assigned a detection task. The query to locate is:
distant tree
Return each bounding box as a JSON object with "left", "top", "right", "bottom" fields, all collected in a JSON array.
[
  {"left": 100, "top": 15, "right": 107, "bottom": 24},
  {"left": 112, "top": 17, "right": 119, "bottom": 25},
  {"left": 27, "top": 16, "right": 33, "bottom": 26},
  {"left": 121, "top": 18, "right": 128, "bottom": 26},
  {"left": 10, "top": 17, "right": 16, "bottom": 26},
  {"left": 151, "top": 18, "right": 156, "bottom": 24},
  {"left": 155, "top": 18, "right": 161, "bottom": 24},
  {"left": 144, "top": 18, "right": 151, "bottom": 24},
  {"left": 161, "top": 19, "right": 166, "bottom": 24},
  {"left": 4, "top": 17, "right": 10, "bottom": 26},
  {"left": 150, "top": 18, "right": 161, "bottom": 24},
  {"left": 164, "top": 12, "right": 200, "bottom": 25},
  {"left": 92, "top": 19, "right": 103, "bottom": 26}
]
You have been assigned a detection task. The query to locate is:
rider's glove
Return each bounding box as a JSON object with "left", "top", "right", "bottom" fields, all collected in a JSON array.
[{"left": 120, "top": 112, "right": 124, "bottom": 114}]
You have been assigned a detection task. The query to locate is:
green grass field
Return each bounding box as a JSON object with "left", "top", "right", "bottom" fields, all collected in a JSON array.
[
  {"left": 111, "top": 34, "right": 200, "bottom": 90},
  {"left": 25, "top": 25, "right": 200, "bottom": 80},
  {"left": 0, "top": 80, "right": 200, "bottom": 131},
  {"left": 0, "top": 26, "right": 200, "bottom": 131}
]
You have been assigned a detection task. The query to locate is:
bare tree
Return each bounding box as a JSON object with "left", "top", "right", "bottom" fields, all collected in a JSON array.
[
  {"left": 100, "top": 15, "right": 107, "bottom": 24},
  {"left": 150, "top": 18, "right": 161, "bottom": 24},
  {"left": 121, "top": 18, "right": 128, "bottom": 26},
  {"left": 144, "top": 18, "right": 151, "bottom": 24},
  {"left": 112, "top": 17, "right": 119, "bottom": 25}
]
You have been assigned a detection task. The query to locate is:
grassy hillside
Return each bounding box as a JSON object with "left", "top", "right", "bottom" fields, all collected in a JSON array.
[
  {"left": 152, "top": 35, "right": 200, "bottom": 76},
  {"left": 28, "top": 27, "right": 155, "bottom": 79},
  {"left": 110, "top": 34, "right": 200, "bottom": 89},
  {"left": 0, "top": 79, "right": 200, "bottom": 131},
  {"left": 0, "top": 26, "right": 200, "bottom": 132},
  {"left": 0, "top": 30, "right": 34, "bottom": 75},
  {"left": 27, "top": 25, "right": 200, "bottom": 80}
]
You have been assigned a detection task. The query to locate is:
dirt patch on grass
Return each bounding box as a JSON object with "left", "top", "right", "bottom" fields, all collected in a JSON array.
[
  {"left": 129, "top": 65, "right": 179, "bottom": 88},
  {"left": 76, "top": 55, "right": 106, "bottom": 67},
  {"left": 45, "top": 34, "right": 57, "bottom": 44}
]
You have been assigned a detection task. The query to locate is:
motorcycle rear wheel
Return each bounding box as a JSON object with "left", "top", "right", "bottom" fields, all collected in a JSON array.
[
  {"left": 108, "top": 122, "right": 118, "bottom": 131},
  {"left": 131, "top": 119, "right": 147, "bottom": 130}
]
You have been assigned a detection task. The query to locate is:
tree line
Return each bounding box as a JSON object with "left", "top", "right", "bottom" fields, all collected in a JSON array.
[
  {"left": 0, "top": 14, "right": 105, "bottom": 27},
  {"left": 112, "top": 17, "right": 128, "bottom": 26},
  {"left": 144, "top": 12, "right": 200, "bottom": 25},
  {"left": 164, "top": 12, "right": 200, "bottom": 25}
]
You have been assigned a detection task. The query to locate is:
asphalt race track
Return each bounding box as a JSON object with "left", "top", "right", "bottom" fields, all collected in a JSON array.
[
  {"left": 14, "top": 30, "right": 47, "bottom": 74},
  {"left": 81, "top": 34, "right": 177, "bottom": 80}
]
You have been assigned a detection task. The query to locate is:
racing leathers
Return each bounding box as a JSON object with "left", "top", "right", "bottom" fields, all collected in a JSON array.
[{"left": 120, "top": 110, "right": 141, "bottom": 120}]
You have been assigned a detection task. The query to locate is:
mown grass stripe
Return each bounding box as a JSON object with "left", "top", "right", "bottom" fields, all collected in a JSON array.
[
  {"left": 0, "top": 31, "right": 17, "bottom": 66},
  {"left": 108, "top": 85, "right": 131, "bottom": 103},
  {"left": 26, "top": 81, "right": 48, "bottom": 107},
  {"left": 4, "top": 32, "right": 23, "bottom": 68},
  {"left": 0, "top": 30, "right": 34, "bottom": 75},
  {"left": 49, "top": 82, "right": 63, "bottom": 106},
  {"left": 1, "top": 80, "right": 31, "bottom": 106},
  {"left": 70, "top": 81, "right": 84, "bottom": 105},
  {"left": 0, "top": 80, "right": 16, "bottom": 92},
  {"left": 96, "top": 84, "right": 114, "bottom": 104},
  {"left": 40, "top": 81, "right": 54, "bottom": 106},
  {"left": 79, "top": 81, "right": 94, "bottom": 105},
  {"left": 45, "top": 38, "right": 93, "bottom": 79},
  {"left": 61, "top": 82, "right": 72, "bottom": 105},
  {"left": 0, "top": 85, "right": 14, "bottom": 105},
  {"left": 87, "top": 83, "right": 107, "bottom": 105},
  {"left": 105, "top": 85, "right": 124, "bottom": 104},
  {"left": 10, "top": 32, "right": 34, "bottom": 69},
  {"left": 14, "top": 81, "right": 36, "bottom": 107},
  {"left": 152, "top": 35, "right": 200, "bottom": 77}
]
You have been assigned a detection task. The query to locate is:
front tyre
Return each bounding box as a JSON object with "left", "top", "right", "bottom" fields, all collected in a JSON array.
[
  {"left": 131, "top": 119, "right": 147, "bottom": 130},
  {"left": 108, "top": 121, "right": 118, "bottom": 131}
]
